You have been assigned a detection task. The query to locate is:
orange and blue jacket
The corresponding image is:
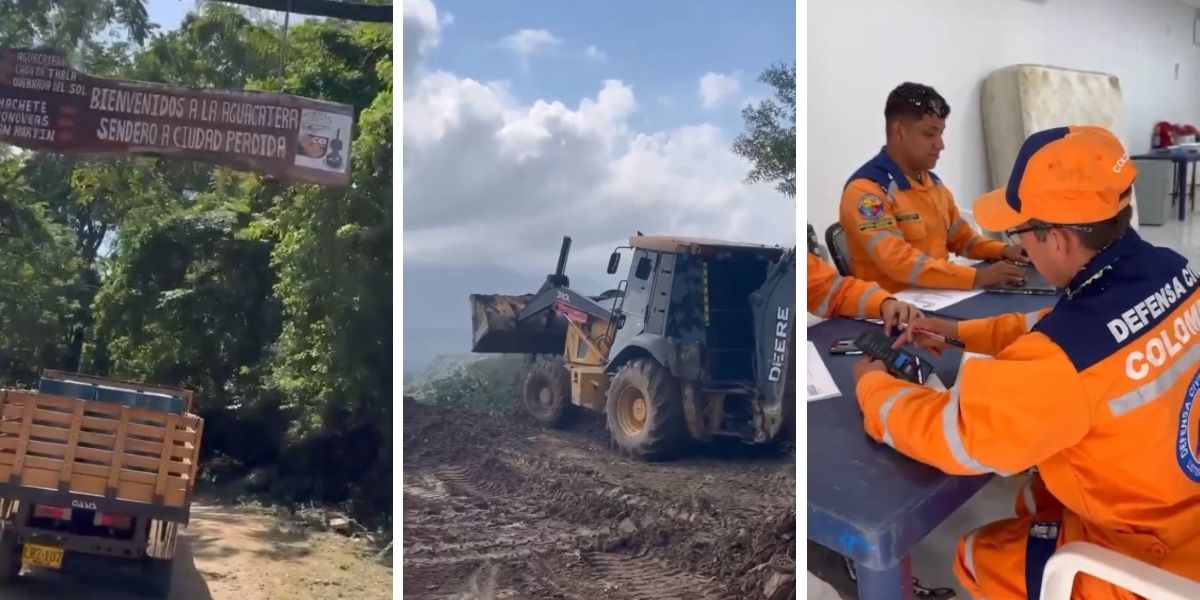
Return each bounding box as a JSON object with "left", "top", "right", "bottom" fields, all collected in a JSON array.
[
  {"left": 840, "top": 149, "right": 1006, "bottom": 292},
  {"left": 807, "top": 253, "right": 891, "bottom": 320},
  {"left": 856, "top": 229, "right": 1200, "bottom": 578}
]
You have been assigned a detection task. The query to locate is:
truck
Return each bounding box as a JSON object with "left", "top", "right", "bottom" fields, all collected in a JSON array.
[
  {"left": 0, "top": 370, "right": 203, "bottom": 597},
  {"left": 470, "top": 234, "right": 796, "bottom": 460}
]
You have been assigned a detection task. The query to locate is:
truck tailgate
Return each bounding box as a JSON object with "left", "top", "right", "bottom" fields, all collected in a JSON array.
[{"left": 0, "top": 390, "right": 203, "bottom": 519}]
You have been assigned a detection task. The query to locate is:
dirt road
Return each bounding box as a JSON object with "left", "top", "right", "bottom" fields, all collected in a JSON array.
[
  {"left": 3, "top": 501, "right": 393, "bottom": 599},
  {"left": 402, "top": 401, "right": 796, "bottom": 600}
]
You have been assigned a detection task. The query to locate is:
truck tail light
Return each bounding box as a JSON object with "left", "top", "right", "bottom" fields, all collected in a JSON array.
[
  {"left": 94, "top": 512, "right": 133, "bottom": 530},
  {"left": 32, "top": 505, "right": 72, "bottom": 521}
]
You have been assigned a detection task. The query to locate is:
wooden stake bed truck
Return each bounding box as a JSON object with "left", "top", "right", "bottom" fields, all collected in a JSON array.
[{"left": 0, "top": 370, "right": 203, "bottom": 597}]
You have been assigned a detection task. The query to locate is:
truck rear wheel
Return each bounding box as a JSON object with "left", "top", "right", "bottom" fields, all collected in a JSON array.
[
  {"left": 142, "top": 556, "right": 174, "bottom": 597},
  {"left": 605, "top": 357, "right": 686, "bottom": 460},
  {"left": 0, "top": 529, "right": 19, "bottom": 582},
  {"left": 521, "top": 360, "right": 573, "bottom": 427}
]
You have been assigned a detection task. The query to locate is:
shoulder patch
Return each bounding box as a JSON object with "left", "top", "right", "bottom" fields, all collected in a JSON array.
[
  {"left": 858, "top": 217, "right": 895, "bottom": 232},
  {"left": 857, "top": 194, "right": 885, "bottom": 220}
]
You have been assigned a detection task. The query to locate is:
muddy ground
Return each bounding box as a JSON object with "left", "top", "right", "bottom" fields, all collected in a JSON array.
[{"left": 402, "top": 401, "right": 796, "bottom": 600}]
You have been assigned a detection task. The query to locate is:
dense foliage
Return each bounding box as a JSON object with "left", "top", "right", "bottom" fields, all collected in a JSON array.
[
  {"left": 0, "top": 4, "right": 392, "bottom": 529},
  {"left": 404, "top": 354, "right": 531, "bottom": 414}
]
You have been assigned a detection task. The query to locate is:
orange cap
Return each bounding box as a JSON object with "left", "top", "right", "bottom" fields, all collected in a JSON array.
[{"left": 974, "top": 125, "right": 1137, "bottom": 232}]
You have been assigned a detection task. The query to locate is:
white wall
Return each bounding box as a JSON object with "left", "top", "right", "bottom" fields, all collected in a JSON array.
[{"left": 807, "top": 0, "right": 1200, "bottom": 236}]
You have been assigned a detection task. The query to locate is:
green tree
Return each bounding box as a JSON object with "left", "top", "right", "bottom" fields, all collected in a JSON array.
[
  {"left": 731, "top": 62, "right": 796, "bottom": 198},
  {"left": 263, "top": 26, "right": 392, "bottom": 515},
  {"left": 0, "top": 0, "right": 152, "bottom": 49},
  {"left": 0, "top": 156, "right": 84, "bottom": 385}
]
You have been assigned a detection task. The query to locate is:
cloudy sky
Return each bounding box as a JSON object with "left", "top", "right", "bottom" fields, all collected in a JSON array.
[{"left": 402, "top": 0, "right": 797, "bottom": 279}]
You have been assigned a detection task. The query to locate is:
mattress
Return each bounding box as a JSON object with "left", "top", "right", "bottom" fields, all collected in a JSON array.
[{"left": 980, "top": 64, "right": 1139, "bottom": 229}]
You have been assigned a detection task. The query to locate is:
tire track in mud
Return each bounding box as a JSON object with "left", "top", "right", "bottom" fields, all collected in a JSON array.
[{"left": 402, "top": 402, "right": 794, "bottom": 599}]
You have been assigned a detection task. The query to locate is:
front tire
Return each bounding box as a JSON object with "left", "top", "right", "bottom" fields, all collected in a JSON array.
[
  {"left": 605, "top": 357, "right": 687, "bottom": 460},
  {"left": 521, "top": 360, "right": 573, "bottom": 427}
]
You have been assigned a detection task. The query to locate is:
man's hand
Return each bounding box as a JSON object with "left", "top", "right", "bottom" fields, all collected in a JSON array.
[
  {"left": 974, "top": 261, "right": 1026, "bottom": 288},
  {"left": 1001, "top": 245, "right": 1029, "bottom": 264},
  {"left": 879, "top": 298, "right": 923, "bottom": 335},
  {"left": 853, "top": 356, "right": 887, "bottom": 381},
  {"left": 893, "top": 316, "right": 958, "bottom": 357}
]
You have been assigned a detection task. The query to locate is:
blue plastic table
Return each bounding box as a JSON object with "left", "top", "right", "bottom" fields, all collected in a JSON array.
[{"left": 807, "top": 291, "right": 1059, "bottom": 600}]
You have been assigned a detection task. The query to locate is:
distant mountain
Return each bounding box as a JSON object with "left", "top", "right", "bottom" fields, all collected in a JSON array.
[{"left": 401, "top": 261, "right": 611, "bottom": 379}]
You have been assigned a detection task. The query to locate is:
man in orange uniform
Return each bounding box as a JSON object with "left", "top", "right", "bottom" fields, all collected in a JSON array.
[
  {"left": 808, "top": 250, "right": 959, "bottom": 599},
  {"left": 807, "top": 251, "right": 921, "bottom": 328},
  {"left": 840, "top": 82, "right": 1027, "bottom": 292},
  {"left": 853, "top": 125, "right": 1200, "bottom": 599}
]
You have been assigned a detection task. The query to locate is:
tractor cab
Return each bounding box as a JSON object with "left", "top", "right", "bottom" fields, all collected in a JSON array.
[{"left": 605, "top": 235, "right": 786, "bottom": 387}]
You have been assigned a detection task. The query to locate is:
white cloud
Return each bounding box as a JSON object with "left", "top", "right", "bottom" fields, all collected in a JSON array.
[
  {"left": 584, "top": 45, "right": 606, "bottom": 61},
  {"left": 402, "top": 0, "right": 442, "bottom": 92},
  {"left": 440, "top": 12, "right": 455, "bottom": 26},
  {"left": 698, "top": 71, "right": 741, "bottom": 108},
  {"left": 403, "top": 5, "right": 793, "bottom": 283},
  {"left": 501, "top": 29, "right": 563, "bottom": 59}
]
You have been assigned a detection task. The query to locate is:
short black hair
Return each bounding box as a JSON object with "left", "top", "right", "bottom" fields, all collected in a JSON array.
[{"left": 885, "top": 82, "right": 950, "bottom": 124}]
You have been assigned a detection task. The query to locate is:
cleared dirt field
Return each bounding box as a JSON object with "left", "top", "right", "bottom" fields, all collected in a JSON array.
[{"left": 402, "top": 401, "right": 796, "bottom": 599}]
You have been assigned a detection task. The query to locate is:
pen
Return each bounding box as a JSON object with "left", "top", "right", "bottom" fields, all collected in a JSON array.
[
  {"left": 895, "top": 322, "right": 966, "bottom": 348},
  {"left": 913, "top": 328, "right": 966, "bottom": 349}
]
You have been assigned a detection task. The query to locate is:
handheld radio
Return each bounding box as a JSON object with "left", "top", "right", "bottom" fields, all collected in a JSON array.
[{"left": 853, "top": 329, "right": 935, "bottom": 385}]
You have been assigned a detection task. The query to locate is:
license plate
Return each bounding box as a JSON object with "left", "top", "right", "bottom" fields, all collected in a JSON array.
[{"left": 21, "top": 543, "right": 64, "bottom": 569}]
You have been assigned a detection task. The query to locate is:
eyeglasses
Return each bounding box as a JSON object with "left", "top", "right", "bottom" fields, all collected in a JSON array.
[{"left": 1004, "top": 223, "right": 1094, "bottom": 238}]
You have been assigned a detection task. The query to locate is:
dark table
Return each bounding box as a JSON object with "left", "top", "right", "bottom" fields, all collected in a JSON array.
[
  {"left": 807, "top": 290, "right": 1059, "bottom": 600},
  {"left": 1131, "top": 147, "right": 1200, "bottom": 221}
]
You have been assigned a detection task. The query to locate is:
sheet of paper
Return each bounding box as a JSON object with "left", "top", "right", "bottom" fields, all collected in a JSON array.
[
  {"left": 807, "top": 341, "right": 841, "bottom": 402},
  {"left": 892, "top": 288, "right": 984, "bottom": 312}
]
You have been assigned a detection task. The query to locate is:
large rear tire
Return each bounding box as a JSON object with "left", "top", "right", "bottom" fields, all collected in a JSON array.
[
  {"left": 521, "top": 360, "right": 573, "bottom": 427},
  {"left": 142, "top": 556, "right": 174, "bottom": 598},
  {"left": 0, "top": 528, "right": 19, "bottom": 583},
  {"left": 605, "top": 357, "right": 687, "bottom": 460}
]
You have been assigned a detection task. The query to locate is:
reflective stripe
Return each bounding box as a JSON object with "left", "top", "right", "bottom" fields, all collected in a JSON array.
[
  {"left": 908, "top": 254, "right": 929, "bottom": 284},
  {"left": 1109, "top": 343, "right": 1200, "bottom": 416},
  {"left": 1022, "top": 479, "right": 1037, "bottom": 514},
  {"left": 963, "top": 528, "right": 981, "bottom": 583},
  {"left": 942, "top": 385, "right": 1010, "bottom": 475},
  {"left": 816, "top": 275, "right": 844, "bottom": 317},
  {"left": 866, "top": 230, "right": 897, "bottom": 255},
  {"left": 878, "top": 388, "right": 908, "bottom": 446},
  {"left": 964, "top": 236, "right": 980, "bottom": 256},
  {"left": 856, "top": 284, "right": 881, "bottom": 318},
  {"left": 1024, "top": 311, "right": 1043, "bottom": 331},
  {"left": 948, "top": 217, "right": 967, "bottom": 238}
]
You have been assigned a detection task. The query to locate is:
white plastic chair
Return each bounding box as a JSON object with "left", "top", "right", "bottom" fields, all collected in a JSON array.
[{"left": 1039, "top": 541, "right": 1200, "bottom": 600}]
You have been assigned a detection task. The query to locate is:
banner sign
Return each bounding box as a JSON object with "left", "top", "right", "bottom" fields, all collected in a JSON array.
[{"left": 0, "top": 48, "right": 353, "bottom": 187}]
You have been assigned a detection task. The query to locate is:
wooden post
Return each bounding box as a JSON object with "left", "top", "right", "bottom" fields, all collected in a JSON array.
[
  {"left": 106, "top": 407, "right": 130, "bottom": 499},
  {"left": 58, "top": 401, "right": 85, "bottom": 492}
]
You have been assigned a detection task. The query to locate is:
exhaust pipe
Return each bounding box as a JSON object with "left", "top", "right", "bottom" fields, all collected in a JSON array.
[{"left": 546, "top": 236, "right": 571, "bottom": 288}]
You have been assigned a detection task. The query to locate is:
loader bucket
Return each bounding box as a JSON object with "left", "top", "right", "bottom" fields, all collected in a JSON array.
[{"left": 469, "top": 293, "right": 568, "bottom": 355}]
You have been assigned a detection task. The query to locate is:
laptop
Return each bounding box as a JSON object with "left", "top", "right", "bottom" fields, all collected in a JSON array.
[{"left": 983, "top": 262, "right": 1060, "bottom": 295}]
